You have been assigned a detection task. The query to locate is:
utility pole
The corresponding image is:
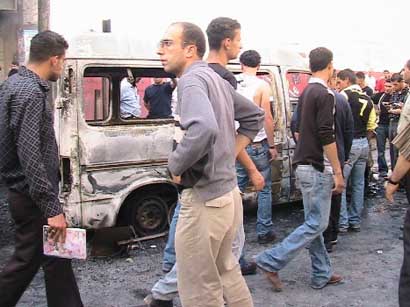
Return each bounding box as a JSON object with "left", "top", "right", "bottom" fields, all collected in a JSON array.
[{"left": 38, "top": 0, "right": 50, "bottom": 31}]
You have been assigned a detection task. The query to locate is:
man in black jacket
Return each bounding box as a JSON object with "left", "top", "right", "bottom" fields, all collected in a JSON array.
[
  {"left": 372, "top": 79, "right": 393, "bottom": 178},
  {"left": 256, "top": 47, "right": 344, "bottom": 291}
]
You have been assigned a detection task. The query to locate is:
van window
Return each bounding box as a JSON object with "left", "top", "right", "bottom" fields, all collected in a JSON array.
[
  {"left": 82, "top": 67, "right": 176, "bottom": 125},
  {"left": 125, "top": 77, "right": 177, "bottom": 120},
  {"left": 83, "top": 76, "right": 111, "bottom": 122}
]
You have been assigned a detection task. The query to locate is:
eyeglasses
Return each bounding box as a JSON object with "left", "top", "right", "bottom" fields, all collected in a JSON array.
[
  {"left": 158, "top": 39, "right": 192, "bottom": 49},
  {"left": 158, "top": 39, "right": 175, "bottom": 48}
]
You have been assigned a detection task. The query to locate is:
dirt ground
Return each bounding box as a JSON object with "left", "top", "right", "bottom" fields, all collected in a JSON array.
[{"left": 0, "top": 178, "right": 407, "bottom": 307}]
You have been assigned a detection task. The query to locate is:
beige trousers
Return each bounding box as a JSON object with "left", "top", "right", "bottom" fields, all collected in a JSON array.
[{"left": 175, "top": 187, "right": 253, "bottom": 307}]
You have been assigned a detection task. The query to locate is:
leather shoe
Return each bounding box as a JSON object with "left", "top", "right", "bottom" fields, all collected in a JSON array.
[
  {"left": 240, "top": 260, "right": 257, "bottom": 275},
  {"left": 257, "top": 231, "right": 277, "bottom": 244},
  {"left": 312, "top": 274, "right": 343, "bottom": 289},
  {"left": 325, "top": 242, "right": 333, "bottom": 253},
  {"left": 144, "top": 294, "right": 173, "bottom": 307}
]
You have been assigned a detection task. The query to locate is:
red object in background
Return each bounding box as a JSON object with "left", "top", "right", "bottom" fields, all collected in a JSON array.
[
  {"left": 375, "top": 78, "right": 385, "bottom": 93},
  {"left": 286, "top": 72, "right": 310, "bottom": 98}
]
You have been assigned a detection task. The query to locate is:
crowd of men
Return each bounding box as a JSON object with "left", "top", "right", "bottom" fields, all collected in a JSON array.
[{"left": 0, "top": 16, "right": 410, "bottom": 307}]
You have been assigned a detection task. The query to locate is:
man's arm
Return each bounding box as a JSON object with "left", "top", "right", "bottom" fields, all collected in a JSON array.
[
  {"left": 143, "top": 89, "right": 150, "bottom": 109},
  {"left": 386, "top": 122, "right": 410, "bottom": 201},
  {"left": 385, "top": 155, "right": 410, "bottom": 202},
  {"left": 231, "top": 88, "right": 265, "bottom": 141},
  {"left": 13, "top": 96, "right": 63, "bottom": 218},
  {"left": 343, "top": 99, "right": 354, "bottom": 161},
  {"left": 323, "top": 143, "right": 344, "bottom": 193},
  {"left": 236, "top": 149, "right": 265, "bottom": 191},
  {"left": 366, "top": 101, "right": 378, "bottom": 132},
  {"left": 168, "top": 83, "right": 218, "bottom": 177},
  {"left": 317, "top": 92, "right": 344, "bottom": 193},
  {"left": 232, "top": 88, "right": 266, "bottom": 190},
  {"left": 13, "top": 95, "right": 67, "bottom": 242},
  {"left": 398, "top": 96, "right": 410, "bottom": 132},
  {"left": 256, "top": 83, "right": 277, "bottom": 160}
]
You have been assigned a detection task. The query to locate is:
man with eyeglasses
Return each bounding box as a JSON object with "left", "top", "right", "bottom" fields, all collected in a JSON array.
[
  {"left": 146, "top": 21, "right": 263, "bottom": 307},
  {"left": 146, "top": 18, "right": 264, "bottom": 307}
]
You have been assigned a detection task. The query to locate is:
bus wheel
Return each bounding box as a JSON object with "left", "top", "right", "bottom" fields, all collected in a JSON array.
[{"left": 130, "top": 196, "right": 168, "bottom": 236}]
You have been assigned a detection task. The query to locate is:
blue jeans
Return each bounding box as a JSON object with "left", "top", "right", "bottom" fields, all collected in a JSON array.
[
  {"left": 256, "top": 165, "right": 333, "bottom": 288},
  {"left": 162, "top": 202, "right": 180, "bottom": 272},
  {"left": 389, "top": 120, "right": 399, "bottom": 170},
  {"left": 340, "top": 138, "right": 369, "bottom": 228},
  {"left": 236, "top": 139, "right": 273, "bottom": 236},
  {"left": 376, "top": 124, "right": 389, "bottom": 176}
]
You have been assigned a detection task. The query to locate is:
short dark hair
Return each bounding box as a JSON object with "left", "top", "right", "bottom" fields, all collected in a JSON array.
[
  {"left": 206, "top": 17, "right": 241, "bottom": 51},
  {"left": 391, "top": 73, "right": 403, "bottom": 82},
  {"left": 29, "top": 30, "right": 68, "bottom": 63},
  {"left": 239, "top": 50, "right": 261, "bottom": 68},
  {"left": 309, "top": 47, "right": 333, "bottom": 73},
  {"left": 177, "top": 22, "right": 206, "bottom": 58},
  {"left": 383, "top": 69, "right": 390, "bottom": 73},
  {"left": 356, "top": 71, "right": 365, "bottom": 79},
  {"left": 337, "top": 69, "right": 357, "bottom": 84}
]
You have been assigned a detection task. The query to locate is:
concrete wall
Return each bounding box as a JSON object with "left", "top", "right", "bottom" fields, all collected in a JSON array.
[
  {"left": 0, "top": 0, "right": 38, "bottom": 82},
  {"left": 0, "top": 11, "right": 18, "bottom": 82}
]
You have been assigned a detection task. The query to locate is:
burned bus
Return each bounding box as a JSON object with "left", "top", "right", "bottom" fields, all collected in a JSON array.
[{"left": 55, "top": 33, "right": 310, "bottom": 235}]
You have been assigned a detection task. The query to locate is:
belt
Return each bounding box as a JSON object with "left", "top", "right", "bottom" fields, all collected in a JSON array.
[{"left": 249, "top": 139, "right": 267, "bottom": 148}]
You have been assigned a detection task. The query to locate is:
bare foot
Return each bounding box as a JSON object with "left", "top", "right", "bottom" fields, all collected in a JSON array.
[{"left": 265, "top": 271, "right": 283, "bottom": 292}]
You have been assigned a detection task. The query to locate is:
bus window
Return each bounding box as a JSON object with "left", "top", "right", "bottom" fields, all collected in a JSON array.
[
  {"left": 124, "top": 77, "right": 177, "bottom": 120},
  {"left": 82, "top": 67, "right": 176, "bottom": 125}
]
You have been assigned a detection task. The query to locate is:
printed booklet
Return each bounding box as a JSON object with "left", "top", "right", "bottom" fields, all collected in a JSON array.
[{"left": 43, "top": 225, "right": 87, "bottom": 260}]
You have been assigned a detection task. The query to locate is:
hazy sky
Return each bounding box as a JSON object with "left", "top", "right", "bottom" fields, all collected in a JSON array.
[{"left": 51, "top": 0, "right": 410, "bottom": 71}]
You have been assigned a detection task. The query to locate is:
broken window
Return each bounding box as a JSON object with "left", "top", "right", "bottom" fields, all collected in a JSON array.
[{"left": 82, "top": 67, "right": 176, "bottom": 126}]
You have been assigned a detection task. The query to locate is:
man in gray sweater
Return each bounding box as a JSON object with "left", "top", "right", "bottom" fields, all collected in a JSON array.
[{"left": 157, "top": 22, "right": 264, "bottom": 307}]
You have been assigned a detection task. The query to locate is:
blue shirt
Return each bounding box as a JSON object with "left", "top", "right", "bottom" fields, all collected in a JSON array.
[{"left": 120, "top": 78, "right": 141, "bottom": 118}]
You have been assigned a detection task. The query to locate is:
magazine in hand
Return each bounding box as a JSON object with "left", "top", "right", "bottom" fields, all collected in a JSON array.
[{"left": 43, "top": 225, "right": 87, "bottom": 260}]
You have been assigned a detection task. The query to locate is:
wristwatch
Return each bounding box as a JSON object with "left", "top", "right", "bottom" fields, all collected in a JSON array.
[{"left": 387, "top": 177, "right": 399, "bottom": 185}]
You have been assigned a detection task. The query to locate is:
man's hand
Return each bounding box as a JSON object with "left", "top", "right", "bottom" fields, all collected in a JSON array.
[
  {"left": 269, "top": 147, "right": 278, "bottom": 161},
  {"left": 332, "top": 173, "right": 345, "bottom": 194},
  {"left": 389, "top": 109, "right": 401, "bottom": 115},
  {"left": 249, "top": 169, "right": 265, "bottom": 191},
  {"left": 171, "top": 174, "right": 181, "bottom": 185},
  {"left": 367, "top": 130, "right": 376, "bottom": 139},
  {"left": 385, "top": 182, "right": 399, "bottom": 202},
  {"left": 47, "top": 214, "right": 67, "bottom": 243}
]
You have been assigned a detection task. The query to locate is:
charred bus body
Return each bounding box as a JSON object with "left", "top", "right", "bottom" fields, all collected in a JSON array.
[{"left": 55, "top": 33, "right": 310, "bottom": 235}]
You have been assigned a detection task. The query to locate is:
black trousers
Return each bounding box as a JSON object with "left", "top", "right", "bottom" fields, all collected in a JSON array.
[
  {"left": 0, "top": 191, "right": 83, "bottom": 307},
  {"left": 323, "top": 194, "right": 342, "bottom": 244},
  {"left": 400, "top": 173, "right": 410, "bottom": 306}
]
